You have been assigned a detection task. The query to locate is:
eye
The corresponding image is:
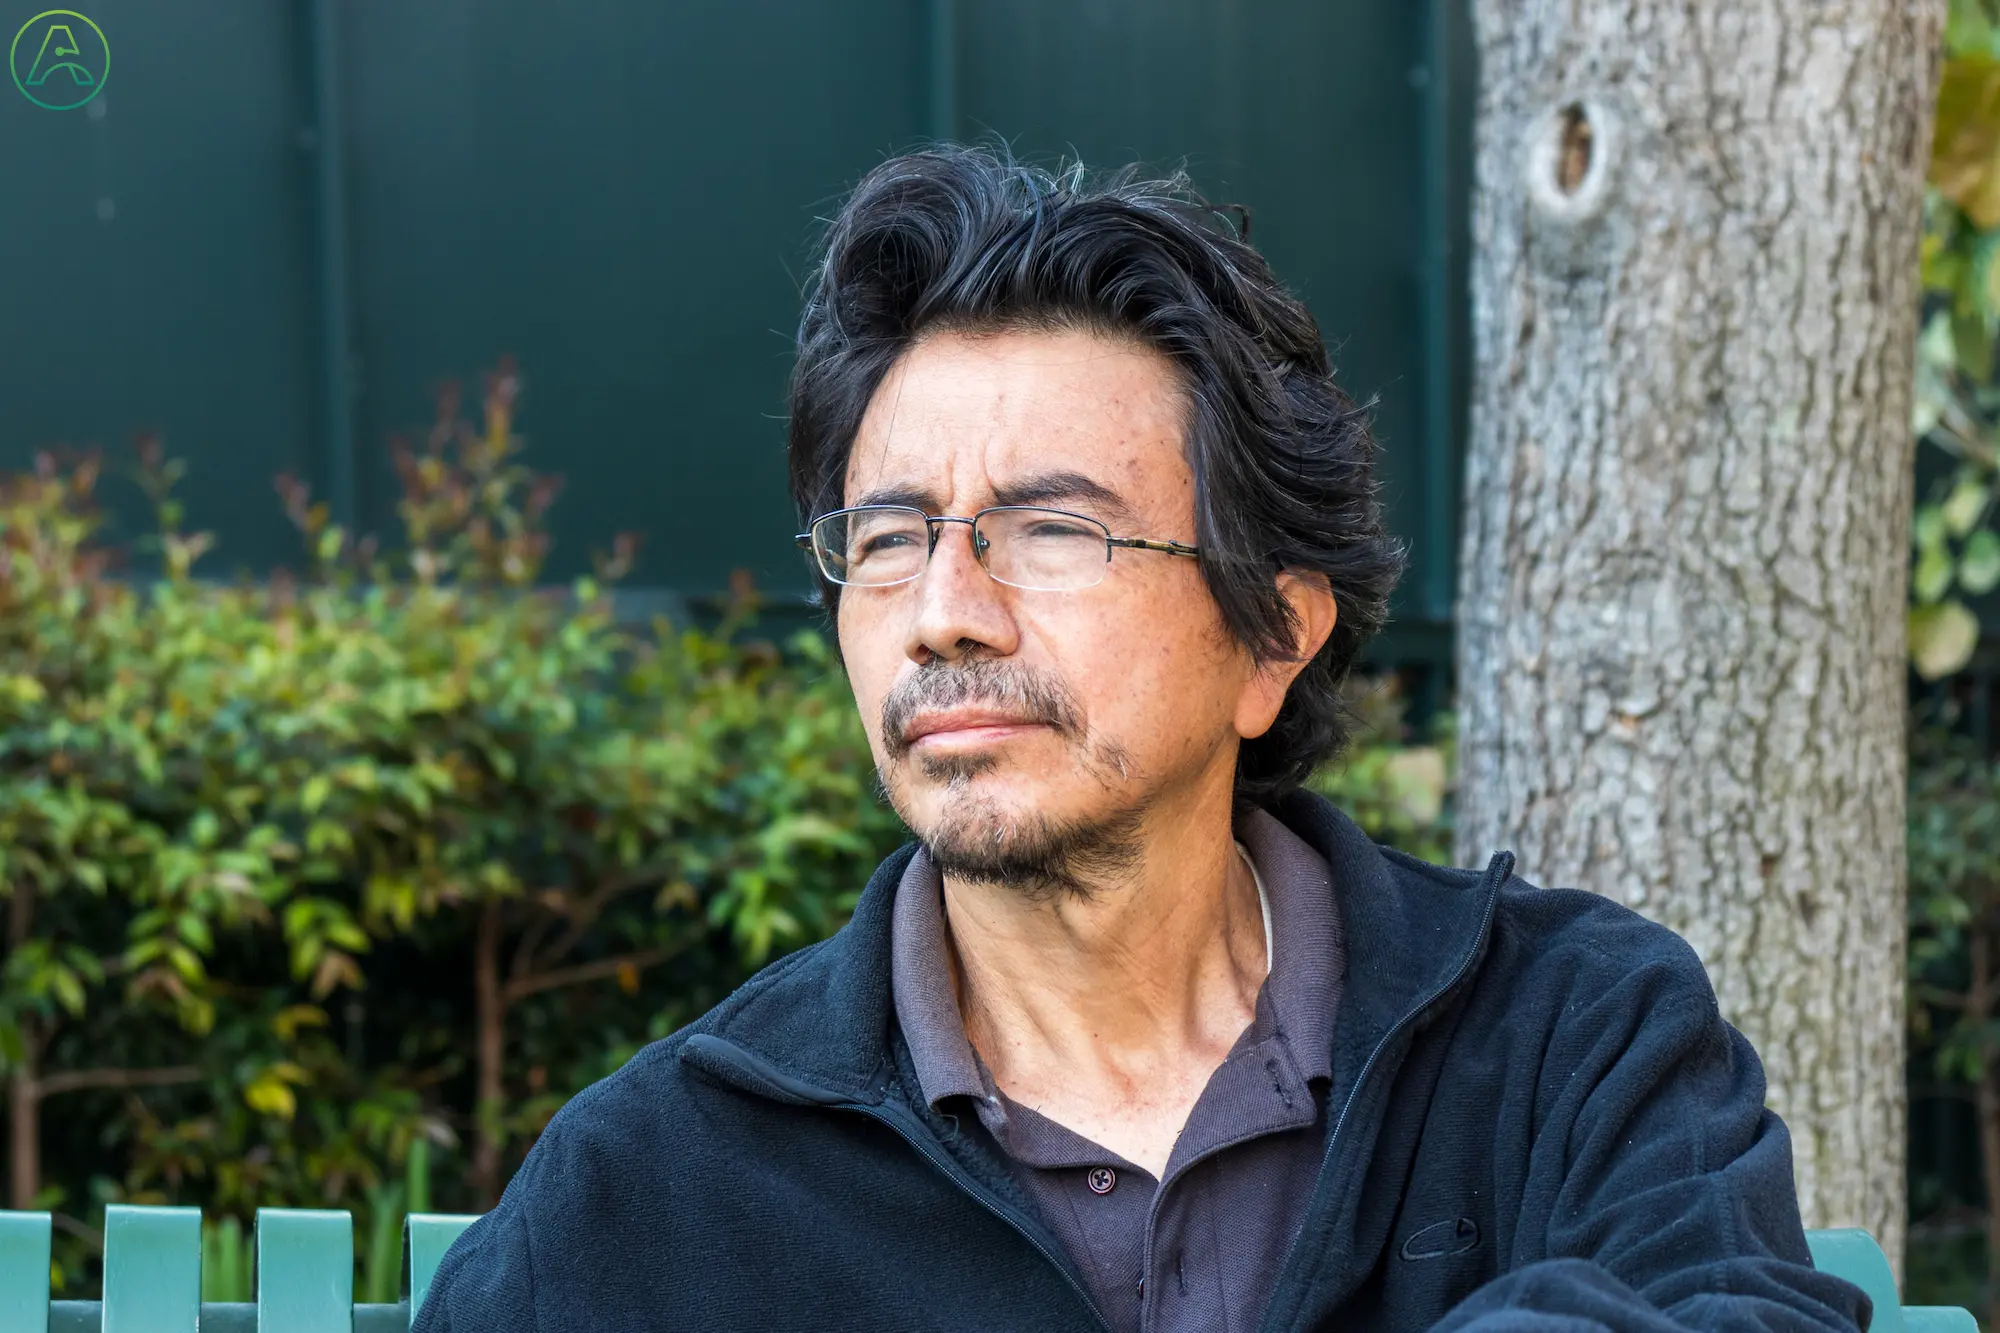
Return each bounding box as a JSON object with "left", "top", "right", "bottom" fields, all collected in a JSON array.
[
  {"left": 1021, "top": 519, "right": 1097, "bottom": 539},
  {"left": 857, "top": 531, "right": 919, "bottom": 554}
]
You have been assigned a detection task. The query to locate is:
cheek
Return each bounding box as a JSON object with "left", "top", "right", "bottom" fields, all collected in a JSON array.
[
  {"left": 1044, "top": 594, "right": 1242, "bottom": 738},
  {"left": 837, "top": 606, "right": 896, "bottom": 735}
]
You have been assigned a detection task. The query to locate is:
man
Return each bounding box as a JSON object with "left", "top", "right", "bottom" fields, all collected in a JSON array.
[{"left": 415, "top": 145, "right": 1867, "bottom": 1332}]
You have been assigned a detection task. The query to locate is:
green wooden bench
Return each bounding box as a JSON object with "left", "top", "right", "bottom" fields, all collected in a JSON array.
[{"left": 0, "top": 1209, "right": 1973, "bottom": 1330}]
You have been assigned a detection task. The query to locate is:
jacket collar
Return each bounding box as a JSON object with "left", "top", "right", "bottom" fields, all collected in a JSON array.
[{"left": 683, "top": 789, "right": 1512, "bottom": 1104}]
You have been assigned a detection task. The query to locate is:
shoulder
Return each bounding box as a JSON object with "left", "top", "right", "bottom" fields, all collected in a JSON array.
[
  {"left": 1381, "top": 843, "right": 1720, "bottom": 1024},
  {"left": 437, "top": 942, "right": 846, "bottom": 1289},
  {"left": 535, "top": 934, "right": 841, "bottom": 1165}
]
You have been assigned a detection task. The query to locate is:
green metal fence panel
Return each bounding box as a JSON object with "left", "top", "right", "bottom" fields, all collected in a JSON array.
[
  {"left": 405, "top": 1214, "right": 479, "bottom": 1327},
  {"left": 100, "top": 1206, "right": 199, "bottom": 1333},
  {"left": 0, "top": 3, "right": 320, "bottom": 574},
  {"left": 0, "top": 1211, "right": 51, "bottom": 1332},
  {"left": 255, "top": 1209, "right": 352, "bottom": 1333},
  {"left": 0, "top": 0, "right": 1479, "bottom": 669},
  {"left": 339, "top": 0, "right": 930, "bottom": 599}
]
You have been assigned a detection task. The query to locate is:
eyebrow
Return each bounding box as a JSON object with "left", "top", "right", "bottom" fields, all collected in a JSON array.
[{"left": 847, "top": 471, "right": 1141, "bottom": 526}]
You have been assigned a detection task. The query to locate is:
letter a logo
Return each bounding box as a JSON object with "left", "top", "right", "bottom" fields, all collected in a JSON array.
[{"left": 10, "top": 10, "right": 109, "bottom": 110}]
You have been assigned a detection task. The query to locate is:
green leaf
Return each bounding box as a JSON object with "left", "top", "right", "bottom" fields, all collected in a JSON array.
[
  {"left": 1954, "top": 305, "right": 1996, "bottom": 382},
  {"left": 1948, "top": 0, "right": 2000, "bottom": 59},
  {"left": 1963, "top": 528, "right": 2000, "bottom": 594},
  {"left": 1924, "top": 232, "right": 1969, "bottom": 300},
  {"left": 1933, "top": 53, "right": 2000, "bottom": 228},
  {"left": 176, "top": 911, "right": 213, "bottom": 954},
  {"left": 1912, "top": 600, "right": 1985, "bottom": 679},
  {"left": 301, "top": 774, "right": 332, "bottom": 815},
  {"left": 1916, "top": 541, "right": 1958, "bottom": 604},
  {"left": 1943, "top": 474, "right": 1993, "bottom": 536},
  {"left": 1920, "top": 309, "right": 1958, "bottom": 370},
  {"left": 49, "top": 969, "right": 85, "bottom": 1017},
  {"left": 1918, "top": 504, "right": 1950, "bottom": 552}
]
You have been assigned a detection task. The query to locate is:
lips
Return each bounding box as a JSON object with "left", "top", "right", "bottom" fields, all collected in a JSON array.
[
  {"left": 880, "top": 661, "right": 1080, "bottom": 760},
  {"left": 901, "top": 709, "right": 1048, "bottom": 746}
]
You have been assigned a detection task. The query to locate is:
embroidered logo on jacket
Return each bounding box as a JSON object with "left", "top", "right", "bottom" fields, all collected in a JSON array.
[{"left": 1399, "top": 1216, "right": 1480, "bottom": 1260}]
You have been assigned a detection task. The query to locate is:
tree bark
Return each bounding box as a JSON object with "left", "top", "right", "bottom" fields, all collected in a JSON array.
[
  {"left": 1457, "top": 0, "right": 1942, "bottom": 1268},
  {"left": 8, "top": 1055, "right": 36, "bottom": 1213}
]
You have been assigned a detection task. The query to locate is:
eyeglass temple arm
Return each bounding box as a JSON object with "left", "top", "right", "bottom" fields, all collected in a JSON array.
[{"left": 1108, "top": 537, "right": 1202, "bottom": 558}]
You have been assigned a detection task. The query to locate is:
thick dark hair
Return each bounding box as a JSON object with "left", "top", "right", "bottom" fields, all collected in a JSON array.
[{"left": 786, "top": 143, "right": 1407, "bottom": 805}]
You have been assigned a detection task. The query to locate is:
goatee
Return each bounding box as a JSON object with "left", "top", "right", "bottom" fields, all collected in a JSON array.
[{"left": 877, "top": 657, "right": 1142, "bottom": 900}]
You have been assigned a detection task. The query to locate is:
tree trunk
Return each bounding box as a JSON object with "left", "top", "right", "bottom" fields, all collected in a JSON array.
[
  {"left": 1457, "top": 1, "right": 1942, "bottom": 1268},
  {"left": 8, "top": 1055, "right": 35, "bottom": 1213},
  {"left": 470, "top": 898, "right": 507, "bottom": 1207}
]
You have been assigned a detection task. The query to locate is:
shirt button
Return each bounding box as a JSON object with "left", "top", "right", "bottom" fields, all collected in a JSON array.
[{"left": 1086, "top": 1166, "right": 1116, "bottom": 1195}]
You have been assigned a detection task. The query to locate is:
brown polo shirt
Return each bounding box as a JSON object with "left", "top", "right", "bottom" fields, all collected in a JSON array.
[{"left": 890, "top": 806, "right": 1345, "bottom": 1333}]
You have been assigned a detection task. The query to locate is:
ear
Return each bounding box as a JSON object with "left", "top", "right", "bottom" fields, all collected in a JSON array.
[{"left": 1233, "top": 569, "right": 1339, "bottom": 741}]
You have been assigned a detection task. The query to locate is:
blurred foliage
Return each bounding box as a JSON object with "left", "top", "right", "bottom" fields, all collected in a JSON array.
[
  {"left": 0, "top": 363, "right": 1452, "bottom": 1296},
  {"left": 0, "top": 366, "right": 902, "bottom": 1293},
  {"left": 1907, "top": 717, "right": 2000, "bottom": 1323},
  {"left": 1914, "top": 0, "right": 2000, "bottom": 680},
  {"left": 1909, "top": 6, "right": 2000, "bottom": 1321},
  {"left": 1307, "top": 680, "right": 1454, "bottom": 867}
]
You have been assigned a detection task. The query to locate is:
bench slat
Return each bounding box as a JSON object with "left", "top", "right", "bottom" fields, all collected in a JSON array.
[
  {"left": 256, "top": 1209, "right": 352, "bottom": 1333},
  {"left": 0, "top": 1211, "right": 51, "bottom": 1333},
  {"left": 406, "top": 1213, "right": 479, "bottom": 1328},
  {"left": 101, "top": 1207, "right": 199, "bottom": 1333}
]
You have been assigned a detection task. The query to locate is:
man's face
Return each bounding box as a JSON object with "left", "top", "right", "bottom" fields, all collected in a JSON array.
[{"left": 836, "top": 326, "right": 1265, "bottom": 892}]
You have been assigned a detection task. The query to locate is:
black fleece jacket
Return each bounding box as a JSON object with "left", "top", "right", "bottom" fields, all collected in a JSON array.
[{"left": 413, "top": 790, "right": 1870, "bottom": 1333}]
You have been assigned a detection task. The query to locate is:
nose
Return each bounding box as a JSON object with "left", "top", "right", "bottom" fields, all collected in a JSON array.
[{"left": 903, "top": 518, "right": 1019, "bottom": 665}]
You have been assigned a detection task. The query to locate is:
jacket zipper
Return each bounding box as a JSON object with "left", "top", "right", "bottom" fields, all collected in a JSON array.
[
  {"left": 1326, "top": 855, "right": 1508, "bottom": 1154},
  {"left": 684, "top": 1034, "right": 1112, "bottom": 1333},
  {"left": 1260, "top": 850, "right": 1512, "bottom": 1333},
  {"left": 847, "top": 1100, "right": 1114, "bottom": 1333}
]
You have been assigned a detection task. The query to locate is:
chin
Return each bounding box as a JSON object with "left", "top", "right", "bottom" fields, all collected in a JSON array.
[
  {"left": 897, "top": 768, "right": 1145, "bottom": 897},
  {"left": 900, "top": 762, "right": 1042, "bottom": 846}
]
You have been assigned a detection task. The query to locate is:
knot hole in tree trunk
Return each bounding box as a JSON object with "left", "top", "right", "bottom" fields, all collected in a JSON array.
[
  {"left": 1526, "top": 97, "right": 1618, "bottom": 227},
  {"left": 1557, "top": 103, "right": 1593, "bottom": 194}
]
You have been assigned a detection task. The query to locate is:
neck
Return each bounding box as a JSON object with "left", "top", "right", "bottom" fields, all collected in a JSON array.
[{"left": 939, "top": 772, "right": 1269, "bottom": 1124}]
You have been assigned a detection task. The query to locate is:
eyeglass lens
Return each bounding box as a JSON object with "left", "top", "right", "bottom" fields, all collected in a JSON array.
[{"left": 814, "top": 507, "right": 1111, "bottom": 591}]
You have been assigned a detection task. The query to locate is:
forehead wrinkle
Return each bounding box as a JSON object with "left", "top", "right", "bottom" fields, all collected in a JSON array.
[{"left": 988, "top": 471, "right": 1140, "bottom": 525}]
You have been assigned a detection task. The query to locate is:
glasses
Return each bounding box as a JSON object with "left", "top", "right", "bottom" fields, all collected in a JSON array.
[{"left": 796, "top": 504, "right": 1202, "bottom": 592}]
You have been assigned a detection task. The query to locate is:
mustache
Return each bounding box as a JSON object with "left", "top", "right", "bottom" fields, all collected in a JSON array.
[{"left": 879, "top": 658, "right": 1083, "bottom": 759}]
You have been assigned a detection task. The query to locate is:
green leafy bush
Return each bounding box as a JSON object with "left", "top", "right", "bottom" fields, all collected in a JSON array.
[{"left": 0, "top": 371, "right": 903, "bottom": 1292}]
